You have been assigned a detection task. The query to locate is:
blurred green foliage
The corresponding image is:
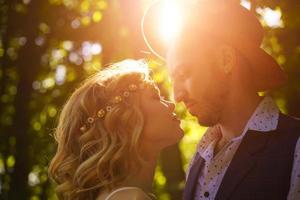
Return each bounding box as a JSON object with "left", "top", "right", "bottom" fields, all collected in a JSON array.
[{"left": 0, "top": 0, "right": 299, "bottom": 199}]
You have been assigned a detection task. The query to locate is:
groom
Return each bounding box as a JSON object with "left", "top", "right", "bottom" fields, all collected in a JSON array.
[{"left": 142, "top": 0, "right": 300, "bottom": 199}]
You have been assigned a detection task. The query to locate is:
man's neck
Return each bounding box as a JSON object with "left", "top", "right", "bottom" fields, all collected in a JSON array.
[{"left": 218, "top": 91, "right": 263, "bottom": 142}]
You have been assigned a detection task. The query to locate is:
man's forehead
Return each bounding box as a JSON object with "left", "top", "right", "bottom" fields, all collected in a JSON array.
[
  {"left": 166, "top": 42, "right": 198, "bottom": 74},
  {"left": 168, "top": 39, "right": 193, "bottom": 58},
  {"left": 166, "top": 34, "right": 217, "bottom": 75},
  {"left": 167, "top": 40, "right": 190, "bottom": 63},
  {"left": 166, "top": 56, "right": 191, "bottom": 79},
  {"left": 166, "top": 49, "right": 184, "bottom": 75}
]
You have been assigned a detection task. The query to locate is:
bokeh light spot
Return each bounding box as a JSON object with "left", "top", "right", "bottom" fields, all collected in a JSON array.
[
  {"left": 257, "top": 7, "right": 284, "bottom": 28},
  {"left": 93, "top": 11, "right": 103, "bottom": 22}
]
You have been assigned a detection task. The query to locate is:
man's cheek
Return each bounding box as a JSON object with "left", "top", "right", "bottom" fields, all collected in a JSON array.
[{"left": 187, "top": 79, "right": 198, "bottom": 94}]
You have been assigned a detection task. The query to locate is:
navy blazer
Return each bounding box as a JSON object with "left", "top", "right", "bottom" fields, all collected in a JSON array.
[{"left": 183, "top": 114, "right": 300, "bottom": 200}]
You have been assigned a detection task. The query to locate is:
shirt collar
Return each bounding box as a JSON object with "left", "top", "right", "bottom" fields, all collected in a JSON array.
[
  {"left": 197, "top": 96, "right": 279, "bottom": 155},
  {"left": 247, "top": 96, "right": 279, "bottom": 132}
]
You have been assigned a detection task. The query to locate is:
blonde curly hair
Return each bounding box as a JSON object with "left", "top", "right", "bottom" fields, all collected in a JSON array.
[{"left": 48, "top": 60, "right": 157, "bottom": 200}]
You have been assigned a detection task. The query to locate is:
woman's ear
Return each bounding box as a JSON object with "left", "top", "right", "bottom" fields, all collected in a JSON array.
[{"left": 216, "top": 44, "right": 236, "bottom": 74}]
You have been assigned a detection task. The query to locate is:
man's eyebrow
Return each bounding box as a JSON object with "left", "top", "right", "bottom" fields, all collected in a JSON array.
[
  {"left": 171, "top": 64, "right": 187, "bottom": 77},
  {"left": 170, "top": 64, "right": 186, "bottom": 78}
]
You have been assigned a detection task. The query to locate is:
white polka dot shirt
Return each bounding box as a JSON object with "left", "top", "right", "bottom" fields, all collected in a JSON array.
[{"left": 188, "top": 96, "right": 300, "bottom": 200}]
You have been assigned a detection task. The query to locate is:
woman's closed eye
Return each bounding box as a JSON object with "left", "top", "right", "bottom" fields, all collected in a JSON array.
[
  {"left": 152, "top": 94, "right": 166, "bottom": 102},
  {"left": 150, "top": 92, "right": 159, "bottom": 99}
]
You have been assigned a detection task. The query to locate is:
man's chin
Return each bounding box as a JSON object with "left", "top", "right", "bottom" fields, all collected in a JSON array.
[{"left": 195, "top": 113, "right": 219, "bottom": 127}]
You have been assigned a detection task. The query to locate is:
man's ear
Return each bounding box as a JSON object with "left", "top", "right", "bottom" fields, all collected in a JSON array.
[{"left": 216, "top": 44, "right": 236, "bottom": 74}]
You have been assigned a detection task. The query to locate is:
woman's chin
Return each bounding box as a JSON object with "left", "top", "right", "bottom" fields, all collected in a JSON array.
[
  {"left": 167, "top": 128, "right": 184, "bottom": 146},
  {"left": 178, "top": 128, "right": 185, "bottom": 139}
]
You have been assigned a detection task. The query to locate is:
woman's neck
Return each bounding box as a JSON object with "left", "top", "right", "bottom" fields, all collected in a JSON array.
[
  {"left": 96, "top": 144, "right": 161, "bottom": 200},
  {"left": 120, "top": 146, "right": 159, "bottom": 193}
]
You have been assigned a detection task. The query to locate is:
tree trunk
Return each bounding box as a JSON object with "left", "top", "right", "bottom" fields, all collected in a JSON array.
[{"left": 8, "top": 1, "right": 45, "bottom": 198}]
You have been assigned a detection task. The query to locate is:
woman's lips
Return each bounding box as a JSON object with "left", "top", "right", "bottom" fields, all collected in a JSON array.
[
  {"left": 172, "top": 113, "right": 180, "bottom": 121},
  {"left": 186, "top": 102, "right": 196, "bottom": 110}
]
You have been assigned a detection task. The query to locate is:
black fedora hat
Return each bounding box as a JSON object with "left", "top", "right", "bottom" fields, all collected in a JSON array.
[{"left": 141, "top": 0, "right": 287, "bottom": 91}]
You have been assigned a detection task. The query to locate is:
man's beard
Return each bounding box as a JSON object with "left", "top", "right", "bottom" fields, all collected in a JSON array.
[{"left": 193, "top": 91, "right": 226, "bottom": 127}]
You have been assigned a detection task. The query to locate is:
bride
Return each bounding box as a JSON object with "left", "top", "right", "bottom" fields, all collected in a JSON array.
[{"left": 48, "top": 59, "right": 184, "bottom": 200}]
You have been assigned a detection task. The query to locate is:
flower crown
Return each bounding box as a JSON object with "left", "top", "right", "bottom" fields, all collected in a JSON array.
[{"left": 80, "top": 83, "right": 145, "bottom": 133}]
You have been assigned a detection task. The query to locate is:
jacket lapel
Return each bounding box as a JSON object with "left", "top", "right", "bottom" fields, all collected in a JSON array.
[
  {"left": 183, "top": 152, "right": 205, "bottom": 200},
  {"left": 215, "top": 130, "right": 272, "bottom": 200}
]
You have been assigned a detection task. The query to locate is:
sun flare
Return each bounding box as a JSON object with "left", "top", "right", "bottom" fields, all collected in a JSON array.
[{"left": 159, "top": 0, "right": 184, "bottom": 44}]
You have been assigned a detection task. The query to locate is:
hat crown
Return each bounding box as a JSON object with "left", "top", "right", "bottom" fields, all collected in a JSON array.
[{"left": 182, "top": 0, "right": 264, "bottom": 46}]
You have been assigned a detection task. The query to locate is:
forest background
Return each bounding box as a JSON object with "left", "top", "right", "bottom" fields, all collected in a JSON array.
[{"left": 0, "top": 0, "right": 299, "bottom": 199}]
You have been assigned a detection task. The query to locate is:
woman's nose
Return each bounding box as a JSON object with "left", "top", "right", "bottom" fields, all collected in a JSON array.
[{"left": 167, "top": 101, "right": 176, "bottom": 111}]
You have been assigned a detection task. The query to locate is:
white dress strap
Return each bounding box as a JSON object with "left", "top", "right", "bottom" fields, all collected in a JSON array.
[{"left": 104, "top": 187, "right": 143, "bottom": 200}]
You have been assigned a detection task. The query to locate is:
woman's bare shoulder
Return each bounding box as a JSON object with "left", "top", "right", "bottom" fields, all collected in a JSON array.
[{"left": 108, "top": 187, "right": 152, "bottom": 200}]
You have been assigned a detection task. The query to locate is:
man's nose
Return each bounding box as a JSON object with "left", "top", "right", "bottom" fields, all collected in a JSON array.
[{"left": 174, "top": 87, "right": 187, "bottom": 103}]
